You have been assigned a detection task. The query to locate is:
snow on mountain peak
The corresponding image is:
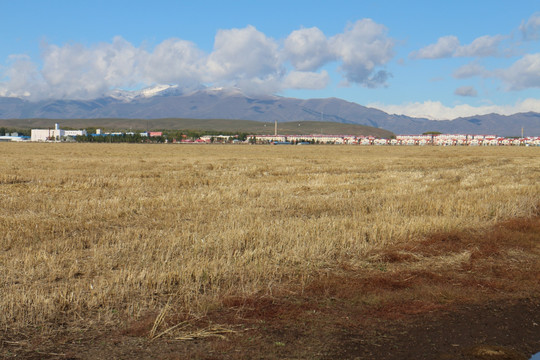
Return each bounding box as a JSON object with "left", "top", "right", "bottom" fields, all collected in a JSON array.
[
  {"left": 138, "top": 84, "right": 178, "bottom": 97},
  {"left": 109, "top": 84, "right": 182, "bottom": 101}
]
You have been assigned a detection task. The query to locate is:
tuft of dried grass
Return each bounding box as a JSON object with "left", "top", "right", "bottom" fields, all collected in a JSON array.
[{"left": 174, "top": 324, "right": 236, "bottom": 341}]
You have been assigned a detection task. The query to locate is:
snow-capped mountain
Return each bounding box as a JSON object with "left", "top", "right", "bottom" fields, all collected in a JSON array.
[
  {"left": 110, "top": 84, "right": 185, "bottom": 101},
  {"left": 0, "top": 87, "right": 539, "bottom": 136}
]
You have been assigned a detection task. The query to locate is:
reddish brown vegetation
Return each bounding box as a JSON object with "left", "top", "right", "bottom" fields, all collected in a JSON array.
[{"left": 2, "top": 215, "right": 539, "bottom": 359}]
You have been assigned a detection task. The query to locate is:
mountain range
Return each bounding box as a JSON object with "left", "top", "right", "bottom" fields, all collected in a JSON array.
[{"left": 1, "top": 85, "right": 539, "bottom": 136}]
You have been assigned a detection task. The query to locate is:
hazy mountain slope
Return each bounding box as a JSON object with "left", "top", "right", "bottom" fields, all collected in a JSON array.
[
  {"left": 0, "top": 89, "right": 539, "bottom": 136},
  {"left": 385, "top": 112, "right": 540, "bottom": 137}
]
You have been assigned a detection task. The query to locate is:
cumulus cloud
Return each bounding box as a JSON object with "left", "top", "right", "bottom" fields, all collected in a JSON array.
[
  {"left": 141, "top": 38, "right": 205, "bottom": 90},
  {"left": 207, "top": 26, "right": 282, "bottom": 83},
  {"left": 282, "top": 70, "right": 330, "bottom": 89},
  {"left": 411, "top": 34, "right": 504, "bottom": 59},
  {"left": 282, "top": 20, "right": 395, "bottom": 87},
  {"left": 520, "top": 13, "right": 540, "bottom": 40},
  {"left": 454, "top": 35, "right": 504, "bottom": 57},
  {"left": 454, "top": 86, "right": 478, "bottom": 97},
  {"left": 330, "top": 19, "right": 394, "bottom": 86},
  {"left": 452, "top": 62, "right": 487, "bottom": 79},
  {"left": 368, "top": 98, "right": 540, "bottom": 120},
  {"left": 283, "top": 27, "right": 334, "bottom": 71},
  {"left": 452, "top": 54, "right": 540, "bottom": 91},
  {"left": 39, "top": 36, "right": 141, "bottom": 99},
  {"left": 0, "top": 55, "right": 46, "bottom": 98},
  {"left": 0, "top": 20, "right": 396, "bottom": 100},
  {"left": 494, "top": 53, "right": 540, "bottom": 90},
  {"left": 410, "top": 36, "right": 460, "bottom": 59},
  {"left": 1, "top": 36, "right": 208, "bottom": 99},
  {"left": 203, "top": 26, "right": 287, "bottom": 95}
]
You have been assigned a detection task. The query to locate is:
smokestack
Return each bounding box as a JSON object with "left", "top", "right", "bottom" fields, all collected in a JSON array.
[
  {"left": 274, "top": 119, "right": 277, "bottom": 136},
  {"left": 55, "top": 123, "right": 59, "bottom": 130}
]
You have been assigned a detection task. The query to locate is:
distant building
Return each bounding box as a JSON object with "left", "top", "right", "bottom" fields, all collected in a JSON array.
[
  {"left": 0, "top": 135, "right": 28, "bottom": 142},
  {"left": 31, "top": 124, "right": 86, "bottom": 142}
]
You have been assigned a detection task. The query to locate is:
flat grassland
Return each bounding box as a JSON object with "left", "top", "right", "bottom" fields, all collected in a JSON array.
[{"left": 1, "top": 143, "right": 539, "bottom": 359}]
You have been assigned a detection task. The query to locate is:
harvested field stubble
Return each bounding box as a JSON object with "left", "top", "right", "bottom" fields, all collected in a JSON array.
[{"left": 0, "top": 143, "right": 538, "bottom": 333}]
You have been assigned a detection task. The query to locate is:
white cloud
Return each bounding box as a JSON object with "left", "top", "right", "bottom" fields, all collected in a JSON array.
[
  {"left": 412, "top": 35, "right": 504, "bottom": 59},
  {"left": 0, "top": 55, "right": 46, "bottom": 99},
  {"left": 40, "top": 36, "right": 141, "bottom": 99},
  {"left": 283, "top": 20, "right": 395, "bottom": 87},
  {"left": 494, "top": 53, "right": 540, "bottom": 90},
  {"left": 283, "top": 27, "right": 334, "bottom": 71},
  {"left": 141, "top": 38, "right": 205, "bottom": 90},
  {"left": 454, "top": 35, "right": 504, "bottom": 57},
  {"left": 330, "top": 19, "right": 394, "bottom": 86},
  {"left": 206, "top": 26, "right": 282, "bottom": 84},
  {"left": 282, "top": 70, "right": 330, "bottom": 89},
  {"left": 410, "top": 36, "right": 459, "bottom": 59},
  {"left": 451, "top": 54, "right": 540, "bottom": 92},
  {"left": 453, "top": 62, "right": 487, "bottom": 79},
  {"left": 454, "top": 86, "right": 478, "bottom": 97},
  {"left": 520, "top": 13, "right": 540, "bottom": 41},
  {"left": 0, "top": 20, "right": 396, "bottom": 100},
  {"left": 368, "top": 98, "right": 540, "bottom": 120}
]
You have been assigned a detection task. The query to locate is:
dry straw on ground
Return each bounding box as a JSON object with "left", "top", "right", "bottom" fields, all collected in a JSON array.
[{"left": 0, "top": 143, "right": 538, "bottom": 331}]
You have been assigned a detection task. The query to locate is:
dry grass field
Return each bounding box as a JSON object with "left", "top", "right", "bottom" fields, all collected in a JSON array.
[{"left": 1, "top": 143, "right": 539, "bottom": 359}]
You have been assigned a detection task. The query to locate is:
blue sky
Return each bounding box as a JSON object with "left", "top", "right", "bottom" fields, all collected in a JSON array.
[{"left": 1, "top": 0, "right": 539, "bottom": 119}]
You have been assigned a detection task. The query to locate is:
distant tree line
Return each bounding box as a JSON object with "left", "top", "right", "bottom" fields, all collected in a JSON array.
[
  {"left": 75, "top": 133, "right": 160, "bottom": 143},
  {"left": 0, "top": 127, "right": 30, "bottom": 136},
  {"left": 75, "top": 129, "right": 250, "bottom": 143}
]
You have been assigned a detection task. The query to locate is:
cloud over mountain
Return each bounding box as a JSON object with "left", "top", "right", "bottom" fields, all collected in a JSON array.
[
  {"left": 283, "top": 27, "right": 334, "bottom": 71},
  {"left": 330, "top": 19, "right": 394, "bottom": 87},
  {"left": 141, "top": 38, "right": 206, "bottom": 89},
  {"left": 282, "top": 19, "right": 394, "bottom": 87},
  {"left": 369, "top": 98, "right": 540, "bottom": 120},
  {"left": 206, "top": 25, "right": 283, "bottom": 94},
  {"left": 0, "top": 20, "right": 395, "bottom": 101}
]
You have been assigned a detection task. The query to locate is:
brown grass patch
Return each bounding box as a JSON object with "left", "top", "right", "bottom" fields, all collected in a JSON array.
[
  {"left": 0, "top": 144, "right": 538, "bottom": 344},
  {"left": 121, "top": 312, "right": 157, "bottom": 337},
  {"left": 378, "top": 250, "right": 417, "bottom": 263},
  {"left": 221, "top": 296, "right": 316, "bottom": 322},
  {"left": 296, "top": 214, "right": 540, "bottom": 321}
]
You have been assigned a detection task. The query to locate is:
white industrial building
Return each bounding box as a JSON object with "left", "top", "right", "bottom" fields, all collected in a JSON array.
[{"left": 31, "top": 124, "right": 87, "bottom": 142}]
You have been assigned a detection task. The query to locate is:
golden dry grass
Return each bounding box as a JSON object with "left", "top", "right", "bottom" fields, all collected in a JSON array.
[{"left": 0, "top": 143, "right": 538, "bottom": 332}]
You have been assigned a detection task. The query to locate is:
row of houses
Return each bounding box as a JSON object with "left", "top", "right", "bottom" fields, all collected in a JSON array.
[
  {"left": 90, "top": 130, "right": 163, "bottom": 137},
  {"left": 2, "top": 124, "right": 539, "bottom": 146},
  {"left": 393, "top": 134, "right": 540, "bottom": 146},
  {"left": 244, "top": 134, "right": 540, "bottom": 146},
  {"left": 245, "top": 134, "right": 360, "bottom": 144}
]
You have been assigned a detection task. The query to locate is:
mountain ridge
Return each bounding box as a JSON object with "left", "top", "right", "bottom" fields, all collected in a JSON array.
[{"left": 0, "top": 88, "right": 539, "bottom": 136}]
